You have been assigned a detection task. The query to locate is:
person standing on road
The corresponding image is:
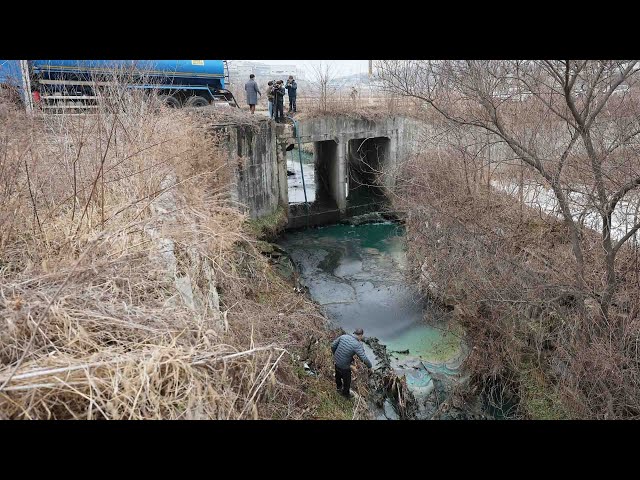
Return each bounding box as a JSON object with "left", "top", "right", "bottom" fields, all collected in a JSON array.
[
  {"left": 285, "top": 75, "right": 297, "bottom": 113},
  {"left": 273, "top": 80, "right": 285, "bottom": 123},
  {"left": 350, "top": 86, "right": 358, "bottom": 103},
  {"left": 331, "top": 328, "right": 372, "bottom": 399},
  {"left": 244, "top": 74, "right": 261, "bottom": 114}
]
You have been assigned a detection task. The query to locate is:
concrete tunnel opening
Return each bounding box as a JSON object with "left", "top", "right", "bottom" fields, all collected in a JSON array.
[
  {"left": 287, "top": 140, "right": 340, "bottom": 228},
  {"left": 347, "top": 137, "right": 390, "bottom": 216}
]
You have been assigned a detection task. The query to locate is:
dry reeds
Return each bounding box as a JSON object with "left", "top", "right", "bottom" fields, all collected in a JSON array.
[
  {"left": 294, "top": 92, "right": 421, "bottom": 121},
  {"left": 0, "top": 77, "right": 337, "bottom": 419},
  {"left": 390, "top": 137, "right": 640, "bottom": 419}
]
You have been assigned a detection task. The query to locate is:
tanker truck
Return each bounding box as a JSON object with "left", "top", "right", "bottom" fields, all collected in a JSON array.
[{"left": 0, "top": 60, "right": 239, "bottom": 111}]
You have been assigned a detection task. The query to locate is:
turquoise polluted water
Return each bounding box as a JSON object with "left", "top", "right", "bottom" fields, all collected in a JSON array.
[{"left": 278, "top": 221, "right": 467, "bottom": 416}]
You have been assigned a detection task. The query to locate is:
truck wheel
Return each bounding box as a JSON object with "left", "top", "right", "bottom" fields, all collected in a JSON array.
[
  {"left": 158, "top": 95, "right": 181, "bottom": 108},
  {"left": 185, "top": 95, "right": 209, "bottom": 107}
]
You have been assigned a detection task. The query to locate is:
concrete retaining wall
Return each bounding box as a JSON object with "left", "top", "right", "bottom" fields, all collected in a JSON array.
[
  {"left": 212, "top": 119, "right": 287, "bottom": 219},
  {"left": 212, "top": 115, "right": 421, "bottom": 223}
]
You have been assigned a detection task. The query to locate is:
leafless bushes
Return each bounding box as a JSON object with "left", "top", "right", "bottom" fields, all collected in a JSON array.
[
  {"left": 390, "top": 131, "right": 640, "bottom": 419},
  {"left": 378, "top": 60, "right": 640, "bottom": 320},
  {"left": 375, "top": 60, "right": 640, "bottom": 418}
]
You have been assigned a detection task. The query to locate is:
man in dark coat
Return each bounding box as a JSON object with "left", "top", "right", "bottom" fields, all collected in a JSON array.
[
  {"left": 331, "top": 328, "right": 372, "bottom": 398},
  {"left": 244, "top": 74, "right": 261, "bottom": 114},
  {"left": 285, "top": 75, "right": 297, "bottom": 113},
  {"left": 273, "top": 80, "right": 285, "bottom": 123}
]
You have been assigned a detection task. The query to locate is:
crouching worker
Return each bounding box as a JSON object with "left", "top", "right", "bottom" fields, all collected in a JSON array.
[{"left": 331, "top": 328, "right": 372, "bottom": 399}]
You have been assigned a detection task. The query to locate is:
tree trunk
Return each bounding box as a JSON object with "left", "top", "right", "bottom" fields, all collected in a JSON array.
[
  {"left": 600, "top": 212, "right": 616, "bottom": 321},
  {"left": 550, "top": 182, "right": 586, "bottom": 291},
  {"left": 519, "top": 164, "right": 524, "bottom": 222}
]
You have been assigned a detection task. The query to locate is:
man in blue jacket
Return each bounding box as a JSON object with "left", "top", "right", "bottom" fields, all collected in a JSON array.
[
  {"left": 285, "top": 75, "right": 297, "bottom": 113},
  {"left": 331, "top": 328, "right": 372, "bottom": 398}
]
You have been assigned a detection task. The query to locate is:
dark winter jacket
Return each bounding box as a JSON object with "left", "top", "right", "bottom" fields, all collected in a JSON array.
[
  {"left": 273, "top": 85, "right": 285, "bottom": 104},
  {"left": 331, "top": 334, "right": 372, "bottom": 370},
  {"left": 285, "top": 80, "right": 297, "bottom": 97}
]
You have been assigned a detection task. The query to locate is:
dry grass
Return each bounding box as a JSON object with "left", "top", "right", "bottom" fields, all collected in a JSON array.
[
  {"left": 294, "top": 93, "right": 421, "bottom": 121},
  {"left": 0, "top": 83, "right": 350, "bottom": 419}
]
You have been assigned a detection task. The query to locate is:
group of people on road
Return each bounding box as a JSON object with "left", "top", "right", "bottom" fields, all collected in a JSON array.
[{"left": 244, "top": 74, "right": 297, "bottom": 122}]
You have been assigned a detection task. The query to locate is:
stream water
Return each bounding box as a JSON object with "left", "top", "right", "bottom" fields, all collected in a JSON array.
[
  {"left": 278, "top": 220, "right": 470, "bottom": 419},
  {"left": 287, "top": 147, "right": 316, "bottom": 204}
]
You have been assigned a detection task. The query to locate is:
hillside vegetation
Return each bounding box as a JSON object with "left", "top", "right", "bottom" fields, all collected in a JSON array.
[{"left": 0, "top": 91, "right": 364, "bottom": 419}]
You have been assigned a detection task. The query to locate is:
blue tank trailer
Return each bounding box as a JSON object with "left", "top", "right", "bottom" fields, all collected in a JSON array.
[{"left": 0, "top": 60, "right": 238, "bottom": 109}]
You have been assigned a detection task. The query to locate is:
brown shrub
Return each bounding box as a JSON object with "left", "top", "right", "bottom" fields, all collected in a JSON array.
[{"left": 391, "top": 145, "right": 640, "bottom": 419}]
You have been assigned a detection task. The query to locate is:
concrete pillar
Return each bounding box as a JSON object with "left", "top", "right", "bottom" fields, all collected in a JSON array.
[
  {"left": 223, "top": 125, "right": 241, "bottom": 210},
  {"left": 335, "top": 138, "right": 347, "bottom": 214},
  {"left": 274, "top": 125, "right": 291, "bottom": 208},
  {"left": 386, "top": 130, "right": 398, "bottom": 190},
  {"left": 315, "top": 139, "right": 345, "bottom": 213}
]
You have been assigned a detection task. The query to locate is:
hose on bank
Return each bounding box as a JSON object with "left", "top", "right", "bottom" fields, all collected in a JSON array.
[{"left": 287, "top": 115, "right": 310, "bottom": 227}]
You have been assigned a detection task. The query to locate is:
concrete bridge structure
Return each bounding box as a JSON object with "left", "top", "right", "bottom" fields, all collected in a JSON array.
[{"left": 212, "top": 115, "right": 420, "bottom": 228}]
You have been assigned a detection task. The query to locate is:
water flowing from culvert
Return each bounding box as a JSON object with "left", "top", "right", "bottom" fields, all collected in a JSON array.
[
  {"left": 278, "top": 220, "right": 470, "bottom": 419},
  {"left": 287, "top": 147, "right": 315, "bottom": 203}
]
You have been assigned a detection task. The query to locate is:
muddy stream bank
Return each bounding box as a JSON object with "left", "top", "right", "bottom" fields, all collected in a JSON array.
[{"left": 277, "top": 218, "right": 488, "bottom": 419}]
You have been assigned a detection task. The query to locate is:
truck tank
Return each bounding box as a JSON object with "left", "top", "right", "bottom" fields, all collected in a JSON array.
[
  {"left": 1, "top": 60, "right": 237, "bottom": 110},
  {"left": 31, "top": 60, "right": 227, "bottom": 89},
  {"left": 0, "top": 60, "right": 21, "bottom": 86},
  {"left": 0, "top": 60, "right": 29, "bottom": 106}
]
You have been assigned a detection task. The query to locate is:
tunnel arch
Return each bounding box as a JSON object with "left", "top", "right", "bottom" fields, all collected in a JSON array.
[{"left": 347, "top": 137, "right": 391, "bottom": 215}]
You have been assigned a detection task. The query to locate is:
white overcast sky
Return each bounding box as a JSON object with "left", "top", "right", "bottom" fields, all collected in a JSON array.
[{"left": 245, "top": 60, "right": 369, "bottom": 77}]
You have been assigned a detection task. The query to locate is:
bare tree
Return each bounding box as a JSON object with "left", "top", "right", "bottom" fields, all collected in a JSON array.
[
  {"left": 307, "top": 62, "right": 339, "bottom": 113},
  {"left": 377, "top": 60, "right": 640, "bottom": 321}
]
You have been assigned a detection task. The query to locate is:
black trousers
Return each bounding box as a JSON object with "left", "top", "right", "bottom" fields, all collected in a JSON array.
[
  {"left": 288, "top": 95, "right": 296, "bottom": 112},
  {"left": 335, "top": 365, "right": 351, "bottom": 396},
  {"left": 274, "top": 101, "right": 284, "bottom": 122}
]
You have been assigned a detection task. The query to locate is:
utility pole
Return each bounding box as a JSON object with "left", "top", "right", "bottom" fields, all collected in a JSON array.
[
  {"left": 368, "top": 60, "right": 374, "bottom": 105},
  {"left": 19, "top": 60, "right": 33, "bottom": 114}
]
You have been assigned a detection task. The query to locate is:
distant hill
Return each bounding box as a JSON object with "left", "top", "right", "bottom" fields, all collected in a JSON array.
[
  {"left": 293, "top": 72, "right": 371, "bottom": 93},
  {"left": 332, "top": 72, "right": 371, "bottom": 86}
]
